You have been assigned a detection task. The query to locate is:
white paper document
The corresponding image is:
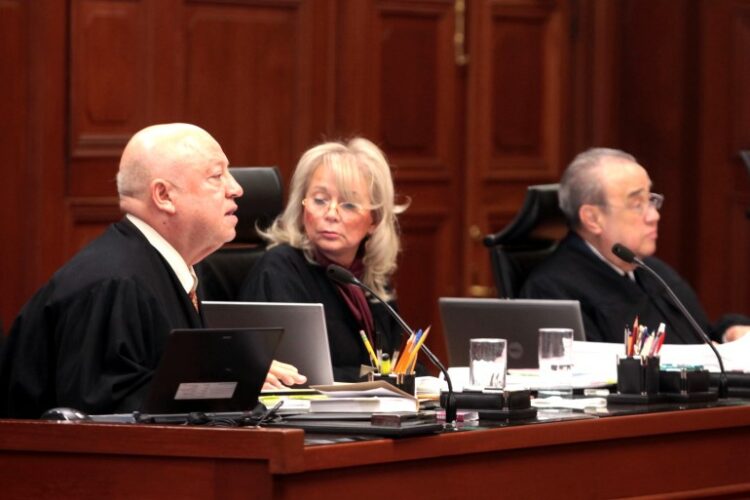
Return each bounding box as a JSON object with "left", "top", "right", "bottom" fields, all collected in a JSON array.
[
  {"left": 658, "top": 333, "right": 750, "bottom": 373},
  {"left": 309, "top": 380, "right": 419, "bottom": 413}
]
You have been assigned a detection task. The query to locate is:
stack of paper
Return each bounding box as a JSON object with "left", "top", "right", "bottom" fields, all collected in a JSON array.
[
  {"left": 309, "top": 380, "right": 419, "bottom": 413},
  {"left": 659, "top": 333, "right": 750, "bottom": 372},
  {"left": 571, "top": 337, "right": 750, "bottom": 376},
  {"left": 572, "top": 340, "right": 620, "bottom": 382}
]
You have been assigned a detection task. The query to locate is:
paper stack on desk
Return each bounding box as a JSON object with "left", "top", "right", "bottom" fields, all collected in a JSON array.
[
  {"left": 572, "top": 341, "right": 621, "bottom": 382},
  {"left": 572, "top": 336, "right": 750, "bottom": 374},
  {"left": 571, "top": 336, "right": 750, "bottom": 376},
  {"left": 658, "top": 333, "right": 750, "bottom": 372},
  {"left": 309, "top": 380, "right": 419, "bottom": 413}
]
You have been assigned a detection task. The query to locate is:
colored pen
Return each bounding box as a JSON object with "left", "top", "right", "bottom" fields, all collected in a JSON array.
[
  {"left": 624, "top": 325, "right": 630, "bottom": 355},
  {"left": 634, "top": 325, "right": 645, "bottom": 356},
  {"left": 626, "top": 328, "right": 635, "bottom": 357},
  {"left": 405, "top": 326, "right": 431, "bottom": 374},
  {"left": 395, "top": 330, "right": 419, "bottom": 374},
  {"left": 637, "top": 326, "right": 649, "bottom": 356},
  {"left": 647, "top": 329, "right": 659, "bottom": 357},
  {"left": 641, "top": 330, "right": 655, "bottom": 358},
  {"left": 629, "top": 316, "right": 639, "bottom": 355},
  {"left": 654, "top": 323, "right": 667, "bottom": 355}
]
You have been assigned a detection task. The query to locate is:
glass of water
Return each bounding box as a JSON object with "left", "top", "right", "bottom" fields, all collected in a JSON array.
[
  {"left": 469, "top": 338, "right": 507, "bottom": 390},
  {"left": 538, "top": 328, "right": 574, "bottom": 397}
]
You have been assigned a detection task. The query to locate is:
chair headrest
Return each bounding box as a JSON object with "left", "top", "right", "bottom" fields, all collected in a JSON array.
[
  {"left": 484, "top": 183, "right": 565, "bottom": 247},
  {"left": 230, "top": 166, "right": 283, "bottom": 245}
]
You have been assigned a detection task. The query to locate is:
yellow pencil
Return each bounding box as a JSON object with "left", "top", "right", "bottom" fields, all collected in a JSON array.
[{"left": 359, "top": 330, "right": 380, "bottom": 369}]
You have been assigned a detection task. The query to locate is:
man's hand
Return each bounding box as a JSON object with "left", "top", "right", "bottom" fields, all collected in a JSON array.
[
  {"left": 723, "top": 325, "right": 750, "bottom": 343},
  {"left": 263, "top": 360, "right": 307, "bottom": 390}
]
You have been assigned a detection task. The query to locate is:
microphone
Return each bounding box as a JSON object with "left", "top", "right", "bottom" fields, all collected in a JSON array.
[
  {"left": 327, "top": 264, "right": 458, "bottom": 427},
  {"left": 612, "top": 243, "right": 728, "bottom": 397}
]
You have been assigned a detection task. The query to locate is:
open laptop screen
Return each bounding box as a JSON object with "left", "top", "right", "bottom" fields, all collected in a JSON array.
[
  {"left": 140, "top": 327, "right": 282, "bottom": 414},
  {"left": 202, "top": 301, "right": 334, "bottom": 386},
  {"left": 438, "top": 298, "right": 585, "bottom": 369}
]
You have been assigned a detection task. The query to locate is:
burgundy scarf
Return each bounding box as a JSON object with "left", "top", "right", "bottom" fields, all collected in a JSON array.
[{"left": 314, "top": 250, "right": 376, "bottom": 345}]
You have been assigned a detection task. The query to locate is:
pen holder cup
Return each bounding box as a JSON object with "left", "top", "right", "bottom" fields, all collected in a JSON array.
[
  {"left": 367, "top": 372, "right": 416, "bottom": 396},
  {"left": 616, "top": 356, "right": 660, "bottom": 395},
  {"left": 659, "top": 368, "right": 710, "bottom": 395}
]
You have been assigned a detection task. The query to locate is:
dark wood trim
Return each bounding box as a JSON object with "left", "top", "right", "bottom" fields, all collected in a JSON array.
[{"left": 1, "top": 405, "right": 749, "bottom": 497}]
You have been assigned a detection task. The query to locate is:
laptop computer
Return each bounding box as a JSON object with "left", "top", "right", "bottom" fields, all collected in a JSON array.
[
  {"left": 91, "top": 327, "right": 283, "bottom": 423},
  {"left": 202, "top": 301, "right": 335, "bottom": 386},
  {"left": 438, "top": 298, "right": 586, "bottom": 369}
]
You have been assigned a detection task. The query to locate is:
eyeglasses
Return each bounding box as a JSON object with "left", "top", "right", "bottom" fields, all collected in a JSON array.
[
  {"left": 602, "top": 192, "right": 664, "bottom": 215},
  {"left": 302, "top": 196, "right": 370, "bottom": 221}
]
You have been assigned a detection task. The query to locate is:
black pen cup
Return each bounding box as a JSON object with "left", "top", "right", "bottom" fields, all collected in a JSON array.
[
  {"left": 367, "top": 372, "right": 416, "bottom": 396},
  {"left": 616, "top": 356, "right": 660, "bottom": 395}
]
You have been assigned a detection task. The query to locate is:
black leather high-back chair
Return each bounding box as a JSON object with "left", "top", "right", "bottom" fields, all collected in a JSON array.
[
  {"left": 196, "top": 166, "right": 283, "bottom": 301},
  {"left": 483, "top": 183, "right": 567, "bottom": 298}
]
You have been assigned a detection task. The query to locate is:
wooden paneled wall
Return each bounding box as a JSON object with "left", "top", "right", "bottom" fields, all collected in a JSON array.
[
  {"left": 463, "top": 0, "right": 571, "bottom": 299},
  {"left": 2, "top": 0, "right": 749, "bottom": 355},
  {"left": 696, "top": 0, "right": 750, "bottom": 316},
  {"left": 2, "top": 0, "right": 67, "bottom": 331}
]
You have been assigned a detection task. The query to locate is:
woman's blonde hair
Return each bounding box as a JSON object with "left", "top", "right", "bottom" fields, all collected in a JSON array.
[{"left": 261, "top": 137, "right": 408, "bottom": 300}]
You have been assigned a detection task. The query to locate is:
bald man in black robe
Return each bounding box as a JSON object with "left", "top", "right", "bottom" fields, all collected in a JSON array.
[{"left": 0, "top": 123, "right": 304, "bottom": 418}]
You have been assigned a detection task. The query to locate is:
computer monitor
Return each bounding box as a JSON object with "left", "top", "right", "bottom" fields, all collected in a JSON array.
[
  {"left": 141, "top": 327, "right": 283, "bottom": 414},
  {"left": 202, "top": 301, "right": 335, "bottom": 385},
  {"left": 439, "top": 298, "right": 585, "bottom": 368}
]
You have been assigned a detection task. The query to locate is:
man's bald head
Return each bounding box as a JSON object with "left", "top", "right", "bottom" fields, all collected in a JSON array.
[
  {"left": 115, "top": 123, "right": 242, "bottom": 265},
  {"left": 117, "top": 123, "right": 220, "bottom": 201}
]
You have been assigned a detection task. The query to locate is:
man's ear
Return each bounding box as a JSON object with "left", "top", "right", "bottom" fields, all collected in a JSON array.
[
  {"left": 579, "top": 204, "right": 604, "bottom": 235},
  {"left": 151, "top": 179, "right": 177, "bottom": 214}
]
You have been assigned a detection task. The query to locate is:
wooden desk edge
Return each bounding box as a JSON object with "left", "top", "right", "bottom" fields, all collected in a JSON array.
[
  {"left": 300, "top": 404, "right": 750, "bottom": 471},
  {"left": 2, "top": 405, "right": 749, "bottom": 475},
  {"left": 0, "top": 419, "right": 307, "bottom": 472}
]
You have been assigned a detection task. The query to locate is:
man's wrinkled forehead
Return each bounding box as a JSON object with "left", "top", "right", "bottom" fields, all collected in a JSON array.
[
  {"left": 163, "top": 131, "right": 228, "bottom": 175},
  {"left": 599, "top": 158, "right": 650, "bottom": 195}
]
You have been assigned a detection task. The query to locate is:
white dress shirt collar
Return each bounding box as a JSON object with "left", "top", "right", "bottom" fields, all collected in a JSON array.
[
  {"left": 584, "top": 239, "right": 636, "bottom": 281},
  {"left": 126, "top": 214, "right": 197, "bottom": 294}
]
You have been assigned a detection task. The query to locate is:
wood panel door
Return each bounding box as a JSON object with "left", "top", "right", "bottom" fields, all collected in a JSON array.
[
  {"left": 696, "top": 0, "right": 750, "bottom": 317},
  {"left": 464, "top": 0, "right": 572, "bottom": 298},
  {"left": 330, "top": 1, "right": 463, "bottom": 362},
  {"left": 0, "top": 1, "right": 67, "bottom": 327},
  {"left": 67, "top": 0, "right": 333, "bottom": 250},
  {"left": 330, "top": 0, "right": 575, "bottom": 361}
]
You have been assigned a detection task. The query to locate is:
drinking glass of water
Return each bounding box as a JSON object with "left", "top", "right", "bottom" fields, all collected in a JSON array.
[
  {"left": 469, "top": 338, "right": 507, "bottom": 390},
  {"left": 538, "top": 328, "right": 574, "bottom": 397}
]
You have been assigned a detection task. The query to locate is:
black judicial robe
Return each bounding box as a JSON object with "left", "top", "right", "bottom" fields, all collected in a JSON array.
[
  {"left": 0, "top": 218, "right": 202, "bottom": 418},
  {"left": 239, "top": 244, "right": 405, "bottom": 382},
  {"left": 520, "top": 232, "right": 723, "bottom": 344}
]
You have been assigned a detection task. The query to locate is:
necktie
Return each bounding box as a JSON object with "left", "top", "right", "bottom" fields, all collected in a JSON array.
[
  {"left": 188, "top": 288, "right": 199, "bottom": 312},
  {"left": 188, "top": 269, "right": 200, "bottom": 312}
]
